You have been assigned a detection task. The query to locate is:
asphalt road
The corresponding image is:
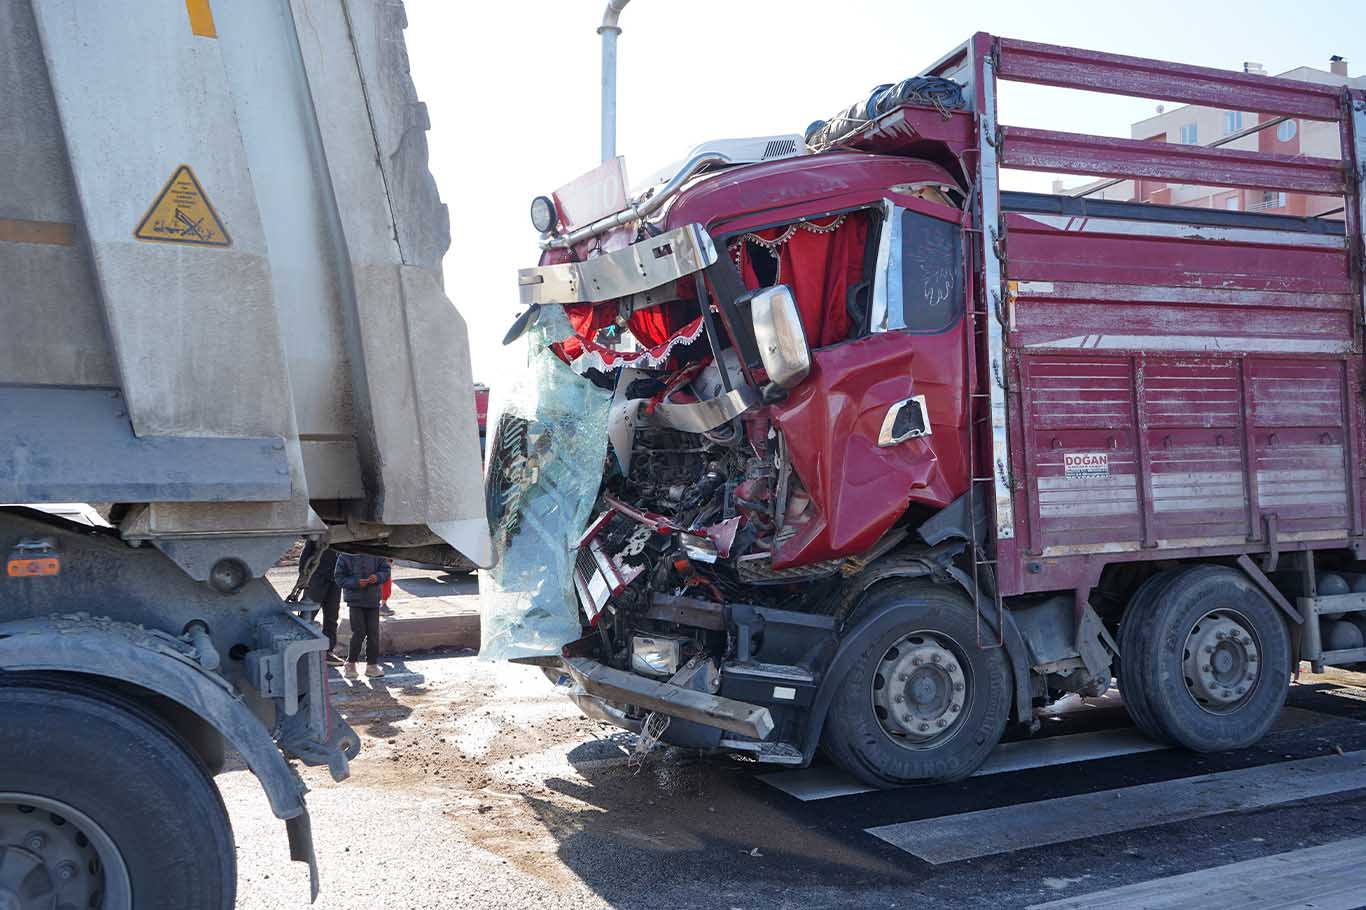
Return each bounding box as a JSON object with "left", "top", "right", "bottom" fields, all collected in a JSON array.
[{"left": 222, "top": 655, "right": 1366, "bottom": 910}]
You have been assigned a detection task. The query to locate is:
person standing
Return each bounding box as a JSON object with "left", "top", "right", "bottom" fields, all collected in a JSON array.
[
  {"left": 334, "top": 552, "right": 391, "bottom": 679},
  {"left": 298, "top": 539, "right": 343, "bottom": 665}
]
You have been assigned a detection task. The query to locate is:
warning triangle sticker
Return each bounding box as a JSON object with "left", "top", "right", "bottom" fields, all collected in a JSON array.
[{"left": 134, "top": 165, "right": 231, "bottom": 247}]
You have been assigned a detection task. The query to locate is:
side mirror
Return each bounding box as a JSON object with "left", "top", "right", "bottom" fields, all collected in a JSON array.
[{"left": 746, "top": 285, "right": 810, "bottom": 390}]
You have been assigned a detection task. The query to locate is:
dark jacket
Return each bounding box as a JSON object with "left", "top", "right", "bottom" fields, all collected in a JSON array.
[
  {"left": 334, "top": 554, "right": 391, "bottom": 609},
  {"left": 299, "top": 540, "right": 340, "bottom": 604}
]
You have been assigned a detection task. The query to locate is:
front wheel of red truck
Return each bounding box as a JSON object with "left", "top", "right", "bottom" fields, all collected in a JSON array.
[
  {"left": 822, "top": 582, "right": 1012, "bottom": 787},
  {"left": 1119, "top": 564, "right": 1292, "bottom": 752}
]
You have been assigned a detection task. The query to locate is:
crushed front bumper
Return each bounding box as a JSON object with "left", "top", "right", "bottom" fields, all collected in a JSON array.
[{"left": 559, "top": 656, "right": 774, "bottom": 740}]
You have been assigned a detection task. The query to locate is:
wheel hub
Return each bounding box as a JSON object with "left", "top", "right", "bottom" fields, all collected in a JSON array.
[
  {"left": 874, "top": 634, "right": 967, "bottom": 744},
  {"left": 0, "top": 798, "right": 120, "bottom": 910},
  {"left": 1182, "top": 611, "right": 1260, "bottom": 711}
]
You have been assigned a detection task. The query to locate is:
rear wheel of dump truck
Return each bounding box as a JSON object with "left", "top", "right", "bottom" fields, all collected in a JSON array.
[
  {"left": 822, "top": 582, "right": 1012, "bottom": 787},
  {"left": 0, "top": 682, "right": 236, "bottom": 910},
  {"left": 1119, "top": 565, "right": 1292, "bottom": 752}
]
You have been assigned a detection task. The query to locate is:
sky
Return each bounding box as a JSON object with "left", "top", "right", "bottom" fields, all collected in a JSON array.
[{"left": 402, "top": 0, "right": 1365, "bottom": 382}]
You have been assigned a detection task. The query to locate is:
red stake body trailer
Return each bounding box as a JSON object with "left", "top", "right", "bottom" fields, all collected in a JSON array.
[{"left": 492, "top": 34, "right": 1366, "bottom": 787}]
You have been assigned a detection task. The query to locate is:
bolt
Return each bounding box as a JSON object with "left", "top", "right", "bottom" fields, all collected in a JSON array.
[
  {"left": 947, "top": 663, "right": 959, "bottom": 674},
  {"left": 950, "top": 703, "right": 961, "bottom": 712},
  {"left": 931, "top": 654, "right": 942, "bottom": 664},
  {"left": 954, "top": 682, "right": 965, "bottom": 692},
  {"left": 936, "top": 719, "right": 947, "bottom": 728},
  {"left": 1236, "top": 687, "right": 1247, "bottom": 696},
  {"left": 24, "top": 831, "right": 45, "bottom": 852},
  {"left": 919, "top": 723, "right": 930, "bottom": 732},
  {"left": 898, "top": 672, "right": 908, "bottom": 682},
  {"left": 893, "top": 695, "right": 904, "bottom": 704},
  {"left": 55, "top": 861, "right": 78, "bottom": 882},
  {"left": 911, "top": 657, "right": 922, "bottom": 667}
]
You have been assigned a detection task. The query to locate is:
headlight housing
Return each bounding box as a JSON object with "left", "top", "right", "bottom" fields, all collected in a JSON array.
[
  {"left": 530, "top": 195, "right": 558, "bottom": 234},
  {"left": 630, "top": 635, "right": 684, "bottom": 677}
]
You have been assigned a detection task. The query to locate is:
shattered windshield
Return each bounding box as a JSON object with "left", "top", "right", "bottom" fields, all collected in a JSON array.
[{"left": 479, "top": 308, "right": 613, "bottom": 661}]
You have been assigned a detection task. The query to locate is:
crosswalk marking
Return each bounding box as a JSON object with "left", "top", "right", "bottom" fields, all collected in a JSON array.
[
  {"left": 866, "top": 749, "right": 1366, "bottom": 864},
  {"left": 758, "top": 727, "right": 1168, "bottom": 801},
  {"left": 1026, "top": 836, "right": 1366, "bottom": 910}
]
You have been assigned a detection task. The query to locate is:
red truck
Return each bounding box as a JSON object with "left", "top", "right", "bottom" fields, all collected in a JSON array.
[{"left": 485, "top": 33, "right": 1366, "bottom": 788}]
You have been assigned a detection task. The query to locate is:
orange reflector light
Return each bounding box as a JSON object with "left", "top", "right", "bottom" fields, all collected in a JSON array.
[{"left": 7, "top": 557, "right": 60, "bottom": 577}]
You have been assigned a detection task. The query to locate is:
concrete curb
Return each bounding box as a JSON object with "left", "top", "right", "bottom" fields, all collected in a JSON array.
[{"left": 336, "top": 612, "right": 480, "bottom": 655}]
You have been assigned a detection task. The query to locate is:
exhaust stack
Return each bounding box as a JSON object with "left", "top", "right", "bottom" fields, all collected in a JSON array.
[{"left": 599, "top": 0, "right": 631, "bottom": 163}]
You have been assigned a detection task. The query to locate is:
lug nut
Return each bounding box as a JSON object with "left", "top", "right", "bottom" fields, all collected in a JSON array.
[
  {"left": 1236, "top": 687, "right": 1247, "bottom": 696},
  {"left": 931, "top": 654, "right": 942, "bottom": 664},
  {"left": 898, "top": 673, "right": 908, "bottom": 682},
  {"left": 893, "top": 695, "right": 904, "bottom": 704},
  {"left": 947, "top": 663, "right": 959, "bottom": 674},
  {"left": 936, "top": 719, "right": 947, "bottom": 728},
  {"left": 911, "top": 657, "right": 922, "bottom": 667},
  {"left": 55, "top": 861, "right": 78, "bottom": 882},
  {"left": 919, "top": 723, "right": 930, "bottom": 732},
  {"left": 24, "top": 832, "right": 45, "bottom": 852},
  {"left": 1202, "top": 665, "right": 1212, "bottom": 673},
  {"left": 950, "top": 703, "right": 961, "bottom": 712},
  {"left": 1204, "top": 645, "right": 1214, "bottom": 654},
  {"left": 954, "top": 683, "right": 965, "bottom": 692}
]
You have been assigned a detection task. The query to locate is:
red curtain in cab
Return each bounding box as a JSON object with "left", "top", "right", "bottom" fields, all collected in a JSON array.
[{"left": 738, "top": 213, "right": 869, "bottom": 348}]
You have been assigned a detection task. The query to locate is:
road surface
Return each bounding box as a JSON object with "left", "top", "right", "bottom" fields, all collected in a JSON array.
[{"left": 222, "top": 653, "right": 1366, "bottom": 909}]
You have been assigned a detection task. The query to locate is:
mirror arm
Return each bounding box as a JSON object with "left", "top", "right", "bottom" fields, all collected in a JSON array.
[
  {"left": 702, "top": 258, "right": 762, "bottom": 387},
  {"left": 693, "top": 275, "right": 735, "bottom": 394}
]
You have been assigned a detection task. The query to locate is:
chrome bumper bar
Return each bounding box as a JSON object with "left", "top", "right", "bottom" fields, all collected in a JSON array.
[{"left": 517, "top": 223, "right": 717, "bottom": 307}]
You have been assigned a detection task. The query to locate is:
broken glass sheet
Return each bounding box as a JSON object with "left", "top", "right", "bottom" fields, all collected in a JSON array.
[{"left": 480, "top": 308, "right": 613, "bottom": 660}]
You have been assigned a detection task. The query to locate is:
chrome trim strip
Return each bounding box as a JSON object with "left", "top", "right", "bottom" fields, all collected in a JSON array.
[{"left": 518, "top": 223, "right": 718, "bottom": 306}]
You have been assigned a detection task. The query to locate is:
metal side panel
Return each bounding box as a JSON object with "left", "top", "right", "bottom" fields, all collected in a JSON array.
[
  {"left": 0, "top": 1, "right": 116, "bottom": 389},
  {"left": 29, "top": 0, "right": 313, "bottom": 538},
  {"left": 289, "top": 0, "right": 490, "bottom": 563}
]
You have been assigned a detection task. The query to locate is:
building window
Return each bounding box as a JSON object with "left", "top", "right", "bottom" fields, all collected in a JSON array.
[
  {"left": 1255, "top": 191, "right": 1287, "bottom": 210},
  {"left": 1276, "top": 119, "right": 1298, "bottom": 142},
  {"left": 1179, "top": 123, "right": 1199, "bottom": 144},
  {"left": 1224, "top": 111, "right": 1243, "bottom": 134}
]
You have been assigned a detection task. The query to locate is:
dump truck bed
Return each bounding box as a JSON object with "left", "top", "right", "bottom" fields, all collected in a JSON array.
[{"left": 1, "top": 0, "right": 488, "bottom": 575}]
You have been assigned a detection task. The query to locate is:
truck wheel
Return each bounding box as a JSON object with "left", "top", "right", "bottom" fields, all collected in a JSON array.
[
  {"left": 822, "top": 582, "right": 1011, "bottom": 787},
  {"left": 1119, "top": 565, "right": 1291, "bottom": 752},
  {"left": 0, "top": 683, "right": 236, "bottom": 910}
]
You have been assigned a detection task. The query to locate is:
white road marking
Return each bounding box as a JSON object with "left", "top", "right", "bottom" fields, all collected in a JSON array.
[
  {"left": 1026, "top": 836, "right": 1366, "bottom": 910},
  {"left": 866, "top": 750, "right": 1366, "bottom": 864},
  {"left": 758, "top": 726, "right": 1164, "bottom": 802}
]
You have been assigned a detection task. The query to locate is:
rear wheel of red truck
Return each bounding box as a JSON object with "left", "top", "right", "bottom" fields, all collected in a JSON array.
[
  {"left": 1119, "top": 565, "right": 1292, "bottom": 752},
  {"left": 822, "top": 582, "right": 1012, "bottom": 787},
  {"left": 0, "top": 681, "right": 236, "bottom": 910}
]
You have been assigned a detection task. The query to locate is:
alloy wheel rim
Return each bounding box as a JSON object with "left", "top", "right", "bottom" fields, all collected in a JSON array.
[
  {"left": 1181, "top": 609, "right": 1261, "bottom": 714},
  {"left": 872, "top": 631, "right": 971, "bottom": 748}
]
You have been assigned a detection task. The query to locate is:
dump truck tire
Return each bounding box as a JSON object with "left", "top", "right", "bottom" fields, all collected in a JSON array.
[
  {"left": 822, "top": 581, "right": 1011, "bottom": 787},
  {"left": 1117, "top": 568, "right": 1185, "bottom": 744},
  {"left": 0, "top": 681, "right": 236, "bottom": 909},
  {"left": 1120, "top": 564, "right": 1291, "bottom": 752}
]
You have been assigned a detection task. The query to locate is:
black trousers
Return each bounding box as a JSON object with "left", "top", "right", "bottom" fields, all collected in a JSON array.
[
  {"left": 348, "top": 606, "right": 381, "bottom": 664},
  {"left": 320, "top": 583, "right": 342, "bottom": 652}
]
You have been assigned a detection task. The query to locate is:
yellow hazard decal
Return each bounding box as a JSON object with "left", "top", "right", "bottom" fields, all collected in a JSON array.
[{"left": 134, "top": 165, "right": 231, "bottom": 247}]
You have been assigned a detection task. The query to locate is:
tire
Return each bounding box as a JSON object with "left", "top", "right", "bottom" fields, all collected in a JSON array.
[
  {"left": 1117, "top": 568, "right": 1184, "bottom": 744},
  {"left": 822, "top": 581, "right": 1012, "bottom": 787},
  {"left": 0, "top": 681, "right": 236, "bottom": 909},
  {"left": 1120, "top": 565, "right": 1291, "bottom": 752}
]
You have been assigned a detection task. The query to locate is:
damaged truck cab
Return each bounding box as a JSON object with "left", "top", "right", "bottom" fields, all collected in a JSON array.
[{"left": 486, "top": 34, "right": 1366, "bottom": 787}]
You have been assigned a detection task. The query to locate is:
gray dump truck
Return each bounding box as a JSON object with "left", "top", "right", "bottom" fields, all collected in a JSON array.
[{"left": 0, "top": 1, "right": 486, "bottom": 906}]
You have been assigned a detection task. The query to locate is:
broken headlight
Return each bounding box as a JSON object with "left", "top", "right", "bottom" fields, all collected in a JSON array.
[{"left": 630, "top": 635, "right": 685, "bottom": 677}]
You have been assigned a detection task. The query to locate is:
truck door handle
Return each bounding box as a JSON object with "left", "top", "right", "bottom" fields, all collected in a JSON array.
[{"left": 878, "top": 395, "right": 932, "bottom": 447}]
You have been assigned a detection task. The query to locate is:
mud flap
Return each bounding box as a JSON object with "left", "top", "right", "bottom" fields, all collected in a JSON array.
[{"left": 286, "top": 808, "right": 320, "bottom": 902}]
